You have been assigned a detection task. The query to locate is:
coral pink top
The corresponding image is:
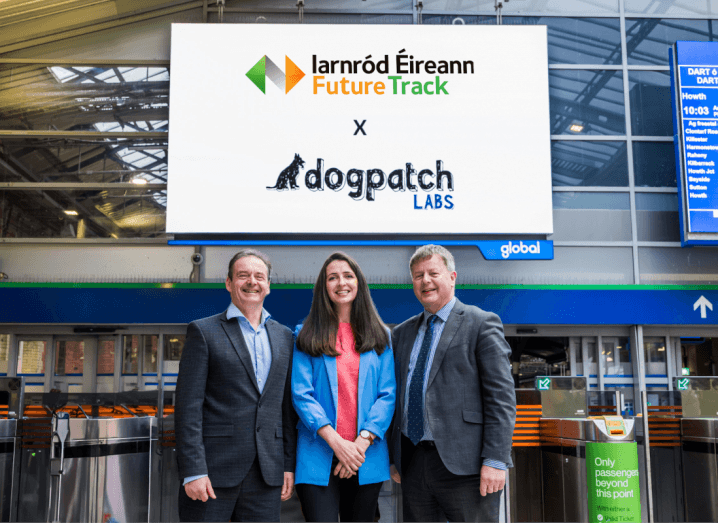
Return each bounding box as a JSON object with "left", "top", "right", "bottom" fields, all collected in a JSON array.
[{"left": 336, "top": 323, "right": 360, "bottom": 441}]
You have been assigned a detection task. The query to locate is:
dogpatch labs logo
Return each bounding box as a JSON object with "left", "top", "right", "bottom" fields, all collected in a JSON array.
[{"left": 246, "top": 56, "right": 305, "bottom": 94}]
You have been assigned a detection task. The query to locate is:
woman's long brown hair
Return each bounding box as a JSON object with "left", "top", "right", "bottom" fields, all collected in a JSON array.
[{"left": 296, "top": 252, "right": 389, "bottom": 357}]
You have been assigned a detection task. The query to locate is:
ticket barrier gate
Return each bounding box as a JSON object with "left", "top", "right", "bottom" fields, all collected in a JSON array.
[
  {"left": 540, "top": 417, "right": 637, "bottom": 522},
  {"left": 508, "top": 377, "right": 589, "bottom": 522},
  {"left": 509, "top": 389, "right": 543, "bottom": 522},
  {"left": 151, "top": 390, "right": 179, "bottom": 523},
  {"left": 674, "top": 377, "right": 718, "bottom": 522},
  {"left": 0, "top": 378, "right": 24, "bottom": 522},
  {"left": 14, "top": 392, "right": 160, "bottom": 522}
]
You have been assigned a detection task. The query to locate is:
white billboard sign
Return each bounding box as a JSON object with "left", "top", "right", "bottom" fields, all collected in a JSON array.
[{"left": 167, "top": 24, "right": 553, "bottom": 235}]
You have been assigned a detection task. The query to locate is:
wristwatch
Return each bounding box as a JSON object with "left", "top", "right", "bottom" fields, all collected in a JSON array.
[{"left": 359, "top": 430, "right": 375, "bottom": 445}]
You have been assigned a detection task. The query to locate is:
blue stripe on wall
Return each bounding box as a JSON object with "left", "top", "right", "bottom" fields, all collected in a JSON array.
[{"left": 2, "top": 287, "right": 718, "bottom": 326}]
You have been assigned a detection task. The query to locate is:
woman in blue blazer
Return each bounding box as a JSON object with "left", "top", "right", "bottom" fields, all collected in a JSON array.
[{"left": 292, "top": 251, "right": 396, "bottom": 522}]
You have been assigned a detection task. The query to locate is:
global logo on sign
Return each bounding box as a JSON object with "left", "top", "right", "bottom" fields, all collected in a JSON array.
[
  {"left": 246, "top": 55, "right": 305, "bottom": 94},
  {"left": 476, "top": 240, "right": 554, "bottom": 261}
]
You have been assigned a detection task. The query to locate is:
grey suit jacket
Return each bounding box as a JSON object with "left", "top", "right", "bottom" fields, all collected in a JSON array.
[
  {"left": 175, "top": 310, "right": 297, "bottom": 488},
  {"left": 390, "top": 298, "right": 516, "bottom": 476}
]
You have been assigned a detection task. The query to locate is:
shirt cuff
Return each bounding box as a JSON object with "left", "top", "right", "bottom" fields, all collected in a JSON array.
[
  {"left": 183, "top": 474, "right": 208, "bottom": 485},
  {"left": 482, "top": 459, "right": 507, "bottom": 471}
]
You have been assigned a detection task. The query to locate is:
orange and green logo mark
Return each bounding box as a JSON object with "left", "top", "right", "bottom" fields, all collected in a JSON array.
[{"left": 246, "top": 56, "right": 305, "bottom": 94}]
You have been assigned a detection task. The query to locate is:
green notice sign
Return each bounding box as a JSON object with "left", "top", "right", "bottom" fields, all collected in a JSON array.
[{"left": 586, "top": 442, "right": 641, "bottom": 522}]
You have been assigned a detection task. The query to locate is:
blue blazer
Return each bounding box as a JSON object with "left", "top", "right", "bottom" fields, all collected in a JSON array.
[{"left": 291, "top": 329, "right": 396, "bottom": 486}]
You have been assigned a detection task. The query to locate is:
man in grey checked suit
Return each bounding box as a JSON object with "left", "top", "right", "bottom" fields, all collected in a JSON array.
[
  {"left": 389, "top": 245, "right": 516, "bottom": 522},
  {"left": 175, "top": 249, "right": 296, "bottom": 522}
]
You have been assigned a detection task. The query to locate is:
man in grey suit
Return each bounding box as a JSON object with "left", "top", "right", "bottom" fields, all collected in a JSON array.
[
  {"left": 389, "top": 244, "right": 516, "bottom": 522},
  {"left": 175, "top": 249, "right": 296, "bottom": 522}
]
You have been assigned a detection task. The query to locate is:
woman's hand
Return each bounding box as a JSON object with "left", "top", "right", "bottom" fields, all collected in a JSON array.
[
  {"left": 333, "top": 461, "right": 356, "bottom": 479},
  {"left": 318, "top": 426, "right": 365, "bottom": 473},
  {"left": 331, "top": 436, "right": 366, "bottom": 472}
]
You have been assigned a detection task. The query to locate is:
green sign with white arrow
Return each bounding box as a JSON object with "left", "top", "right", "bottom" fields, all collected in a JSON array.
[
  {"left": 677, "top": 378, "right": 690, "bottom": 391},
  {"left": 537, "top": 377, "right": 551, "bottom": 390}
]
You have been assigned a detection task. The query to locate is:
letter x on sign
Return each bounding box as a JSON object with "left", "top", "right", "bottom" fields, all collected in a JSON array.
[{"left": 354, "top": 120, "right": 367, "bottom": 136}]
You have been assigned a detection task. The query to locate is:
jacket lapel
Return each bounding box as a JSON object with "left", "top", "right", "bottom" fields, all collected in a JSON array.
[
  {"left": 323, "top": 354, "right": 339, "bottom": 420},
  {"left": 426, "top": 300, "right": 465, "bottom": 390},
  {"left": 220, "top": 310, "right": 260, "bottom": 393},
  {"left": 261, "top": 320, "right": 287, "bottom": 398},
  {"left": 398, "top": 314, "right": 423, "bottom": 412}
]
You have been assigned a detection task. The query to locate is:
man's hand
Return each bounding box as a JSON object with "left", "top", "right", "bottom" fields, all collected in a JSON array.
[
  {"left": 390, "top": 464, "right": 401, "bottom": 484},
  {"left": 185, "top": 476, "right": 216, "bottom": 502},
  {"left": 480, "top": 465, "right": 506, "bottom": 496},
  {"left": 281, "top": 472, "right": 295, "bottom": 500}
]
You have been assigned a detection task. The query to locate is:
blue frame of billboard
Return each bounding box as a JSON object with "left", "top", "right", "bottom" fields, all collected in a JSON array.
[{"left": 670, "top": 41, "right": 718, "bottom": 245}]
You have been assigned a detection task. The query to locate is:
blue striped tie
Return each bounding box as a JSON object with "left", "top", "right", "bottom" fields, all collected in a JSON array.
[{"left": 407, "top": 314, "right": 438, "bottom": 445}]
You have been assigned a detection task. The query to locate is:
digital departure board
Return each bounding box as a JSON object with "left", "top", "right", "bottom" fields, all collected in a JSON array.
[{"left": 671, "top": 41, "right": 718, "bottom": 245}]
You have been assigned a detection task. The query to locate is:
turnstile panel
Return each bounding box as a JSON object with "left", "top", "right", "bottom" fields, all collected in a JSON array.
[{"left": 682, "top": 438, "right": 718, "bottom": 522}]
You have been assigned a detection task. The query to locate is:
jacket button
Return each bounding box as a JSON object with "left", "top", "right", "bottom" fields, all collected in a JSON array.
[{"left": 256, "top": 427, "right": 261, "bottom": 432}]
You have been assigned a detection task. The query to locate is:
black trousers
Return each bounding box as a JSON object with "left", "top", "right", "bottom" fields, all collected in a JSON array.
[
  {"left": 401, "top": 434, "right": 501, "bottom": 523},
  {"left": 178, "top": 456, "right": 282, "bottom": 522},
  {"left": 295, "top": 458, "right": 384, "bottom": 522}
]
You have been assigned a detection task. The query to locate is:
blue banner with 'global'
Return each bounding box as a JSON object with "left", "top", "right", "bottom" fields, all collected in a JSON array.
[{"left": 477, "top": 240, "right": 554, "bottom": 260}]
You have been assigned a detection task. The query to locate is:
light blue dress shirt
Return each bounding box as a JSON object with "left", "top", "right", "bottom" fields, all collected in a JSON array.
[
  {"left": 226, "top": 302, "right": 273, "bottom": 393},
  {"left": 402, "top": 297, "right": 507, "bottom": 471},
  {"left": 184, "top": 303, "right": 274, "bottom": 486}
]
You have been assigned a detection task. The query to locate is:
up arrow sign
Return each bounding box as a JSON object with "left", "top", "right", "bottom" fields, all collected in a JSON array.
[{"left": 694, "top": 296, "right": 713, "bottom": 319}]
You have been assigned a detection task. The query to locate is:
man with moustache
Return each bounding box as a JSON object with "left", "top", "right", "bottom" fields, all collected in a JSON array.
[
  {"left": 175, "top": 249, "right": 296, "bottom": 522},
  {"left": 389, "top": 244, "right": 516, "bottom": 522}
]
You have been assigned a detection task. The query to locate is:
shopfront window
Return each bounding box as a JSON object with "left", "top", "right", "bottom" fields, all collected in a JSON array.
[
  {"left": 54, "top": 340, "right": 84, "bottom": 376},
  {"left": 508, "top": 337, "right": 570, "bottom": 388},
  {"left": 122, "top": 336, "right": 139, "bottom": 375},
  {"left": 98, "top": 340, "right": 115, "bottom": 376},
  {"left": 603, "top": 337, "right": 631, "bottom": 376},
  {"left": 680, "top": 337, "right": 718, "bottom": 376},
  {"left": 644, "top": 336, "right": 668, "bottom": 377},
  {"left": 143, "top": 335, "right": 159, "bottom": 374},
  {"left": 17, "top": 341, "right": 46, "bottom": 375},
  {"left": 0, "top": 335, "right": 8, "bottom": 375}
]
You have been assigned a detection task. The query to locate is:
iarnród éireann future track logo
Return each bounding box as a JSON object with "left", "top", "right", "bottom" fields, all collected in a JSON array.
[{"left": 246, "top": 56, "right": 305, "bottom": 94}]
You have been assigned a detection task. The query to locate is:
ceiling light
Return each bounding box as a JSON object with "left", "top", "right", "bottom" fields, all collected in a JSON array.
[
  {"left": 64, "top": 210, "right": 78, "bottom": 216},
  {"left": 569, "top": 122, "right": 584, "bottom": 133},
  {"left": 131, "top": 178, "right": 148, "bottom": 185}
]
